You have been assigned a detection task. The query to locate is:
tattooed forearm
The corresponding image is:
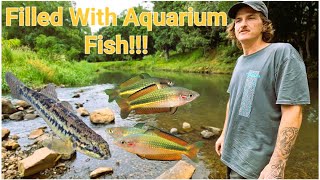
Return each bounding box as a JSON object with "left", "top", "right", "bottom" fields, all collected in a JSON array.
[
  {"left": 268, "top": 127, "right": 299, "bottom": 178},
  {"left": 278, "top": 127, "right": 299, "bottom": 159}
]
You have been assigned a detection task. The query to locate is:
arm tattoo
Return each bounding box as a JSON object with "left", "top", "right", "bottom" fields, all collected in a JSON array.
[{"left": 268, "top": 127, "right": 299, "bottom": 179}]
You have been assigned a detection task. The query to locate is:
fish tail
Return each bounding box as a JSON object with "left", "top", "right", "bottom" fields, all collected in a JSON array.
[
  {"left": 105, "top": 88, "right": 119, "bottom": 102},
  {"left": 186, "top": 141, "right": 204, "bottom": 163},
  {"left": 5, "top": 72, "right": 24, "bottom": 99},
  {"left": 116, "top": 97, "right": 131, "bottom": 119}
]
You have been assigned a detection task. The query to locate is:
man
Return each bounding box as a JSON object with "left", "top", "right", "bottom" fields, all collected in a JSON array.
[{"left": 215, "top": 1, "right": 310, "bottom": 179}]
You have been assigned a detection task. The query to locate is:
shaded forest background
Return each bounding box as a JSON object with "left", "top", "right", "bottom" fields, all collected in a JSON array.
[{"left": 2, "top": 1, "right": 318, "bottom": 78}]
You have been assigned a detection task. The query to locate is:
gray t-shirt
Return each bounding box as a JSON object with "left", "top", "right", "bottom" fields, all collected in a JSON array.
[{"left": 221, "top": 43, "right": 310, "bottom": 178}]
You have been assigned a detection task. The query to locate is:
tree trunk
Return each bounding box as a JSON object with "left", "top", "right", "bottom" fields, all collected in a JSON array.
[
  {"left": 165, "top": 48, "right": 169, "bottom": 61},
  {"left": 305, "top": 31, "right": 311, "bottom": 59},
  {"left": 298, "top": 45, "right": 304, "bottom": 59}
]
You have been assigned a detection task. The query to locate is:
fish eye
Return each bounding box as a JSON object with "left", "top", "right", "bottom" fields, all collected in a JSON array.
[
  {"left": 121, "top": 140, "right": 125, "bottom": 144},
  {"left": 189, "top": 94, "right": 193, "bottom": 97},
  {"left": 108, "top": 129, "right": 113, "bottom": 133}
]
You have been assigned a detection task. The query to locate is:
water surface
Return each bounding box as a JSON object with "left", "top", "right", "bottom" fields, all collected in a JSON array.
[{"left": 95, "top": 70, "right": 318, "bottom": 179}]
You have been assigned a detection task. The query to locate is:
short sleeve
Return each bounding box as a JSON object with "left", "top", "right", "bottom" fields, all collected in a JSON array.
[{"left": 275, "top": 50, "right": 310, "bottom": 105}]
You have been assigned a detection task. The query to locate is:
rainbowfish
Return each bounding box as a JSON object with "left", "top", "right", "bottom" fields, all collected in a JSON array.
[
  {"left": 5, "top": 72, "right": 111, "bottom": 159},
  {"left": 105, "top": 77, "right": 173, "bottom": 103},
  {"left": 117, "top": 86, "right": 199, "bottom": 119},
  {"left": 115, "top": 130, "right": 203, "bottom": 162},
  {"left": 106, "top": 123, "right": 147, "bottom": 139}
]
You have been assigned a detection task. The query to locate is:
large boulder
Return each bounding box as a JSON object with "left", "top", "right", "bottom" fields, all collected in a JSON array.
[
  {"left": 2, "top": 99, "right": 17, "bottom": 114},
  {"left": 89, "top": 167, "right": 113, "bottom": 178},
  {"left": 18, "top": 147, "right": 61, "bottom": 177},
  {"left": 2, "top": 128, "right": 10, "bottom": 140},
  {"left": 9, "top": 111, "right": 24, "bottom": 120},
  {"left": 156, "top": 160, "right": 195, "bottom": 179},
  {"left": 89, "top": 108, "right": 115, "bottom": 124}
]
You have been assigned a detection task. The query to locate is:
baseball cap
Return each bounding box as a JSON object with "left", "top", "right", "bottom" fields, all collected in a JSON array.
[{"left": 228, "top": 1, "right": 268, "bottom": 19}]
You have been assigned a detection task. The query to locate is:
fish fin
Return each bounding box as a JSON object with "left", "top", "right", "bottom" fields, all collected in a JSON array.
[
  {"left": 40, "top": 83, "right": 58, "bottom": 100},
  {"left": 61, "top": 101, "right": 75, "bottom": 112},
  {"left": 42, "top": 136, "right": 74, "bottom": 154},
  {"left": 105, "top": 88, "right": 119, "bottom": 102},
  {"left": 144, "top": 129, "right": 188, "bottom": 146},
  {"left": 116, "top": 98, "right": 131, "bottom": 119},
  {"left": 134, "top": 123, "right": 145, "bottom": 129},
  {"left": 170, "top": 107, "right": 178, "bottom": 114},
  {"left": 128, "top": 84, "right": 158, "bottom": 101},
  {"left": 119, "top": 73, "right": 151, "bottom": 88},
  {"left": 186, "top": 141, "right": 204, "bottom": 163},
  {"left": 5, "top": 72, "right": 24, "bottom": 99},
  {"left": 134, "top": 107, "right": 171, "bottom": 114},
  {"left": 137, "top": 153, "right": 182, "bottom": 161},
  {"left": 136, "top": 154, "right": 147, "bottom": 160}
]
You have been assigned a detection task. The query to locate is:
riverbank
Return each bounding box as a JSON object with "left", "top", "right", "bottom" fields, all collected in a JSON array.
[{"left": 99, "top": 48, "right": 236, "bottom": 74}]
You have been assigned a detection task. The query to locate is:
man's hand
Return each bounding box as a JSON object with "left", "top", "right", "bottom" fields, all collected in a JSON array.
[
  {"left": 215, "top": 135, "right": 224, "bottom": 156},
  {"left": 258, "top": 161, "right": 285, "bottom": 179}
]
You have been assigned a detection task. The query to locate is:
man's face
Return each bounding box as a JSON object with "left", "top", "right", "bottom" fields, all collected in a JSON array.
[{"left": 234, "top": 6, "right": 264, "bottom": 43}]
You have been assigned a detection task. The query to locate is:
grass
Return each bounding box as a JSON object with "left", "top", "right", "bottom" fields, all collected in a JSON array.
[
  {"left": 100, "top": 47, "right": 237, "bottom": 74},
  {"left": 1, "top": 44, "right": 238, "bottom": 92},
  {"left": 2, "top": 47, "right": 100, "bottom": 93}
]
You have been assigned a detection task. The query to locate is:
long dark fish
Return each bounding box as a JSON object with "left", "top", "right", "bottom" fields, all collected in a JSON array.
[{"left": 5, "top": 72, "right": 111, "bottom": 159}]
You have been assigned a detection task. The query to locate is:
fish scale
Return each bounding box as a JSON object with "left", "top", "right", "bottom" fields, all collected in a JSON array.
[{"left": 5, "top": 72, "right": 111, "bottom": 159}]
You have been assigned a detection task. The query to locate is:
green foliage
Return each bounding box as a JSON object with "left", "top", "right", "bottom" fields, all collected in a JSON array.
[
  {"left": 215, "top": 45, "right": 241, "bottom": 64},
  {"left": 2, "top": 1, "right": 91, "bottom": 61},
  {"left": 2, "top": 45, "right": 13, "bottom": 63},
  {"left": 2, "top": 47, "right": 99, "bottom": 93},
  {"left": 102, "top": 46, "right": 236, "bottom": 74},
  {"left": 2, "top": 38, "right": 21, "bottom": 48}
]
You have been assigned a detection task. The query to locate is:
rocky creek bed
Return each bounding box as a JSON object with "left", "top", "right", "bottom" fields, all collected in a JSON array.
[{"left": 2, "top": 84, "right": 217, "bottom": 179}]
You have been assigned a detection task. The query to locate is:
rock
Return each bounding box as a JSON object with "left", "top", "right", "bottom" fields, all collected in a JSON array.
[
  {"left": 11, "top": 134, "right": 19, "bottom": 140},
  {"left": 182, "top": 122, "right": 191, "bottom": 130},
  {"left": 56, "top": 163, "right": 66, "bottom": 168},
  {"left": 4, "top": 139, "right": 20, "bottom": 150},
  {"left": 8, "top": 164, "right": 15, "bottom": 170},
  {"left": 2, "top": 128, "right": 10, "bottom": 140},
  {"left": 201, "top": 130, "right": 214, "bottom": 139},
  {"left": 17, "top": 107, "right": 24, "bottom": 111},
  {"left": 28, "top": 129, "right": 44, "bottom": 139},
  {"left": 24, "top": 114, "right": 39, "bottom": 120},
  {"left": 201, "top": 126, "right": 222, "bottom": 136},
  {"left": 72, "top": 93, "right": 80, "bottom": 98},
  {"left": 156, "top": 160, "right": 195, "bottom": 179},
  {"left": 18, "top": 147, "right": 61, "bottom": 177},
  {"left": 9, "top": 111, "right": 24, "bottom": 120},
  {"left": 77, "top": 107, "right": 90, "bottom": 117},
  {"left": 170, "top": 128, "right": 178, "bottom": 134},
  {"left": 15, "top": 100, "right": 30, "bottom": 108},
  {"left": 35, "top": 134, "right": 50, "bottom": 144},
  {"left": 2, "top": 98, "right": 17, "bottom": 114},
  {"left": 2, "top": 152, "right": 7, "bottom": 158},
  {"left": 89, "top": 167, "right": 113, "bottom": 178},
  {"left": 89, "top": 108, "right": 115, "bottom": 124},
  {"left": 2, "top": 114, "right": 10, "bottom": 119},
  {"left": 26, "top": 108, "right": 35, "bottom": 114}
]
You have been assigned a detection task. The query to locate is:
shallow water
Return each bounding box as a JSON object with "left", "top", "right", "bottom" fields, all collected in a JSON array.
[
  {"left": 94, "top": 70, "right": 318, "bottom": 179},
  {"left": 2, "top": 70, "right": 318, "bottom": 178}
]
